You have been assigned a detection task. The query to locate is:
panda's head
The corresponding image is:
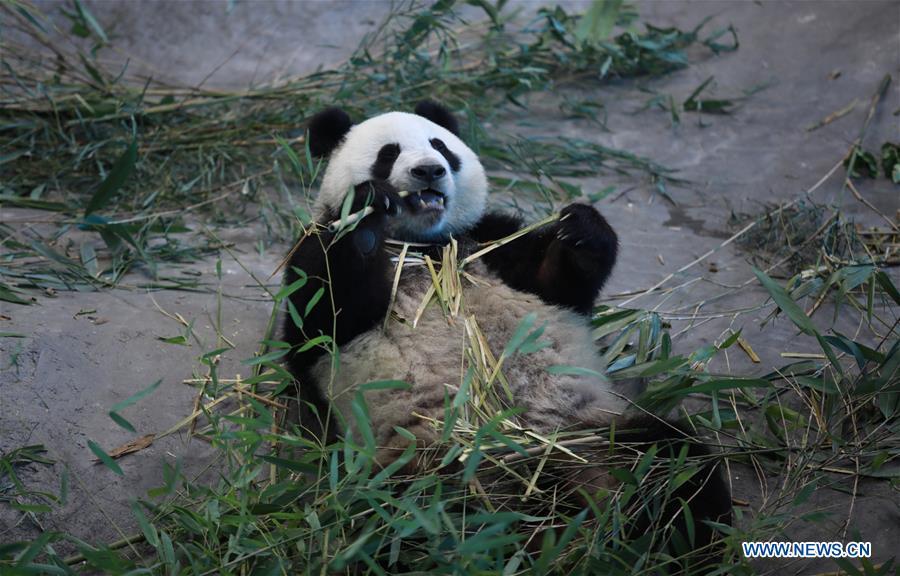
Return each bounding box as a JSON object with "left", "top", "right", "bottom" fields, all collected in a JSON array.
[{"left": 307, "top": 101, "right": 488, "bottom": 242}]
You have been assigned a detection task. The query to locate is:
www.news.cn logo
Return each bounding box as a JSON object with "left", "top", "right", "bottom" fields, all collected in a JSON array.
[{"left": 742, "top": 541, "right": 872, "bottom": 559}]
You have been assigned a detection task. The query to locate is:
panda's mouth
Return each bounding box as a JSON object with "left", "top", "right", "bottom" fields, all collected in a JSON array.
[{"left": 405, "top": 188, "right": 446, "bottom": 214}]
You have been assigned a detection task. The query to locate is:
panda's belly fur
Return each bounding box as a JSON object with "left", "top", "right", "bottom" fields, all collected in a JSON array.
[{"left": 309, "top": 260, "right": 627, "bottom": 451}]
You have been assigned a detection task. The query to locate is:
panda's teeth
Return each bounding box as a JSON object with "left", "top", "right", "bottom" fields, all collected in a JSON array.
[
  {"left": 437, "top": 197, "right": 444, "bottom": 206},
  {"left": 419, "top": 199, "right": 427, "bottom": 208}
]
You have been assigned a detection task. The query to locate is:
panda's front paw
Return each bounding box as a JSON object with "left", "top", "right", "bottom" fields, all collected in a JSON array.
[
  {"left": 556, "top": 204, "right": 617, "bottom": 254},
  {"left": 352, "top": 180, "right": 404, "bottom": 217}
]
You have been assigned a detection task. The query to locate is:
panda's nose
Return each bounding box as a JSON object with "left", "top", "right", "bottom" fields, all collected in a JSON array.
[{"left": 410, "top": 164, "right": 446, "bottom": 183}]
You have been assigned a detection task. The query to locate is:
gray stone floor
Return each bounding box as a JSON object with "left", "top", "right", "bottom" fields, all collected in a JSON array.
[{"left": 2, "top": 1, "right": 898, "bottom": 572}]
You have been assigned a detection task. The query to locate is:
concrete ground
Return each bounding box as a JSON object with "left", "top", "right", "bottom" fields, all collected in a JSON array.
[{"left": 2, "top": 0, "right": 898, "bottom": 572}]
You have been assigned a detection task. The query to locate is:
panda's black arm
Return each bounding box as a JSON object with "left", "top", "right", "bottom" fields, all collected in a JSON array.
[
  {"left": 471, "top": 204, "right": 618, "bottom": 314},
  {"left": 284, "top": 181, "right": 400, "bottom": 376}
]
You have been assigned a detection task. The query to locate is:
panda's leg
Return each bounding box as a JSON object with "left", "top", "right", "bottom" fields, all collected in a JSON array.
[
  {"left": 472, "top": 204, "right": 618, "bottom": 314},
  {"left": 283, "top": 181, "right": 403, "bottom": 433},
  {"left": 612, "top": 418, "right": 732, "bottom": 563}
]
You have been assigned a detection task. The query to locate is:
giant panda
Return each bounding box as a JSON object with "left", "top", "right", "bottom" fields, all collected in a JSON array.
[{"left": 282, "top": 100, "right": 731, "bottom": 556}]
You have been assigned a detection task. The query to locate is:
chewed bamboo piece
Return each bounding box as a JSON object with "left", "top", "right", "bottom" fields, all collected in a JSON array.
[
  {"left": 383, "top": 242, "right": 410, "bottom": 331},
  {"left": 327, "top": 189, "right": 412, "bottom": 232}
]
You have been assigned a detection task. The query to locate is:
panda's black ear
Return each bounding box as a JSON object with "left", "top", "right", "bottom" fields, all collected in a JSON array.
[
  {"left": 414, "top": 100, "right": 459, "bottom": 136},
  {"left": 307, "top": 108, "right": 353, "bottom": 158}
]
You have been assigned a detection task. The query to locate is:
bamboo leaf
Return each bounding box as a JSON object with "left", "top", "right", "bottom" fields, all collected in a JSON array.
[
  {"left": 131, "top": 501, "right": 160, "bottom": 548},
  {"left": 88, "top": 440, "right": 124, "bottom": 476},
  {"left": 574, "top": 0, "right": 623, "bottom": 45},
  {"left": 754, "top": 267, "right": 817, "bottom": 334},
  {"left": 75, "top": 0, "right": 108, "bottom": 43},
  {"left": 659, "top": 378, "right": 769, "bottom": 398},
  {"left": 0, "top": 282, "right": 31, "bottom": 305},
  {"left": 304, "top": 286, "right": 325, "bottom": 317},
  {"left": 85, "top": 140, "right": 138, "bottom": 215},
  {"left": 274, "top": 271, "right": 308, "bottom": 302}
]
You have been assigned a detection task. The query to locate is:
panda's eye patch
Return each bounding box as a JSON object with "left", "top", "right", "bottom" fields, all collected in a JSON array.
[
  {"left": 370, "top": 143, "right": 401, "bottom": 180},
  {"left": 379, "top": 143, "right": 401, "bottom": 160},
  {"left": 430, "top": 138, "right": 461, "bottom": 172}
]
